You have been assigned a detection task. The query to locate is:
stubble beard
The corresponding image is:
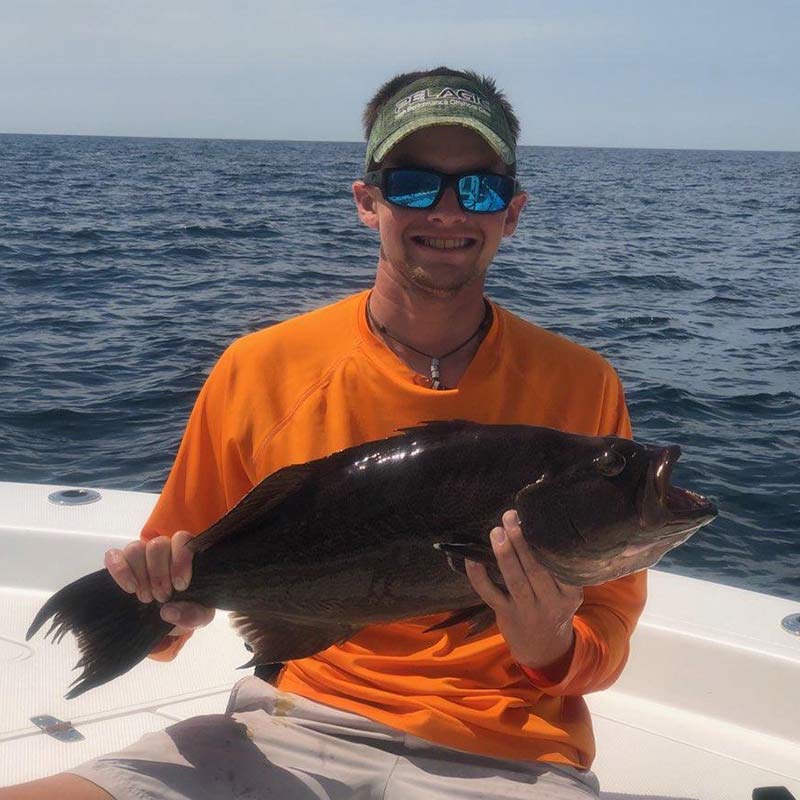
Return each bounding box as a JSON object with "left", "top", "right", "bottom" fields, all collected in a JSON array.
[{"left": 381, "top": 245, "right": 486, "bottom": 299}]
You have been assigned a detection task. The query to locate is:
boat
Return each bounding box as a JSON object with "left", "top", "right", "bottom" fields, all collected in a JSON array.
[{"left": 1, "top": 480, "right": 798, "bottom": 798}]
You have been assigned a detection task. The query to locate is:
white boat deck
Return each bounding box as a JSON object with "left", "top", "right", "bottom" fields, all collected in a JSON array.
[{"left": 1, "top": 481, "right": 798, "bottom": 799}]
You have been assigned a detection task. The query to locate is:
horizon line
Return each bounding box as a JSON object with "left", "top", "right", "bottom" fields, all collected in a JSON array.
[{"left": 1, "top": 130, "right": 797, "bottom": 155}]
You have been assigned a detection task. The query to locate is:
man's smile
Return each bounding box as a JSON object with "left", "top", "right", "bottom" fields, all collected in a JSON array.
[{"left": 410, "top": 235, "right": 478, "bottom": 251}]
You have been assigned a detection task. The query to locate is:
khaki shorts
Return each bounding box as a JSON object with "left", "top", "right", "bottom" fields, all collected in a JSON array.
[{"left": 69, "top": 676, "right": 599, "bottom": 799}]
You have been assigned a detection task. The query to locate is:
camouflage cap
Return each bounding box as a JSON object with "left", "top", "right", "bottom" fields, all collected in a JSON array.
[{"left": 365, "top": 75, "right": 516, "bottom": 171}]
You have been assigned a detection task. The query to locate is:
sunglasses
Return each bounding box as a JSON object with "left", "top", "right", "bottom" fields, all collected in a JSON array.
[{"left": 363, "top": 167, "right": 520, "bottom": 214}]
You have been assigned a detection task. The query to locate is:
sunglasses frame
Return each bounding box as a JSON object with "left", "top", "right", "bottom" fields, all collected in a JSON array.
[{"left": 363, "top": 167, "right": 521, "bottom": 214}]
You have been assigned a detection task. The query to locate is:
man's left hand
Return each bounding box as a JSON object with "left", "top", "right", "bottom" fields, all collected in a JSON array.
[{"left": 465, "top": 509, "right": 584, "bottom": 673}]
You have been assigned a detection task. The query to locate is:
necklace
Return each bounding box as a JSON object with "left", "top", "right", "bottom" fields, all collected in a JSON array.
[{"left": 366, "top": 295, "right": 492, "bottom": 390}]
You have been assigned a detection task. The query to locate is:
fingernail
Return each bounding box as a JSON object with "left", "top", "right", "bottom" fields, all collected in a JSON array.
[
  {"left": 161, "top": 606, "right": 179, "bottom": 623},
  {"left": 491, "top": 527, "right": 506, "bottom": 545},
  {"left": 174, "top": 578, "right": 187, "bottom": 592},
  {"left": 105, "top": 550, "right": 121, "bottom": 565},
  {"left": 140, "top": 590, "right": 153, "bottom": 604}
]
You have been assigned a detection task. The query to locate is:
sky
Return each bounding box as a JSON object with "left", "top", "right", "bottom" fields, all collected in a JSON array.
[{"left": 1, "top": 0, "right": 798, "bottom": 151}]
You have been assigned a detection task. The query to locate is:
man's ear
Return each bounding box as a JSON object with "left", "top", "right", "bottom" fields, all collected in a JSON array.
[
  {"left": 502, "top": 191, "right": 528, "bottom": 237},
  {"left": 353, "top": 181, "right": 380, "bottom": 230}
]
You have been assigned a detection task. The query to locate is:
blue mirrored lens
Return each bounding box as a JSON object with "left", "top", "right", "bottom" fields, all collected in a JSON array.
[
  {"left": 458, "top": 174, "right": 513, "bottom": 212},
  {"left": 382, "top": 170, "right": 514, "bottom": 212},
  {"left": 385, "top": 170, "right": 441, "bottom": 208}
]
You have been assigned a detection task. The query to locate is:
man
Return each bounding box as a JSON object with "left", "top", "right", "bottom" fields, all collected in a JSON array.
[{"left": 4, "top": 67, "right": 645, "bottom": 799}]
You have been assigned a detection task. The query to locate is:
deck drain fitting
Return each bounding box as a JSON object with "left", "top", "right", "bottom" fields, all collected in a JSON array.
[
  {"left": 781, "top": 614, "right": 800, "bottom": 636},
  {"left": 30, "top": 715, "right": 85, "bottom": 742},
  {"left": 48, "top": 488, "right": 102, "bottom": 506}
]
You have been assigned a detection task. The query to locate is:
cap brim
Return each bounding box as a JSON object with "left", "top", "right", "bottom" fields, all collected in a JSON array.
[{"left": 371, "top": 116, "right": 515, "bottom": 167}]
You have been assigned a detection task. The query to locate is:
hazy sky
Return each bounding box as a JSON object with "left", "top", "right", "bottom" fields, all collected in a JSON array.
[{"left": 2, "top": 0, "right": 798, "bottom": 151}]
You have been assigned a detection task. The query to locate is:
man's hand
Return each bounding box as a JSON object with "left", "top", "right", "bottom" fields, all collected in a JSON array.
[
  {"left": 104, "top": 530, "right": 215, "bottom": 636},
  {"left": 465, "top": 510, "right": 583, "bottom": 673}
]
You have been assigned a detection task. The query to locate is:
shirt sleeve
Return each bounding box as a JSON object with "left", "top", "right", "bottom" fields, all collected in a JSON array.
[
  {"left": 141, "top": 344, "right": 255, "bottom": 661},
  {"left": 521, "top": 367, "right": 648, "bottom": 695},
  {"left": 519, "top": 570, "right": 647, "bottom": 695}
]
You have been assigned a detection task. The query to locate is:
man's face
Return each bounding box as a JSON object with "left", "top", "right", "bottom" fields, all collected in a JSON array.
[{"left": 353, "top": 125, "right": 527, "bottom": 298}]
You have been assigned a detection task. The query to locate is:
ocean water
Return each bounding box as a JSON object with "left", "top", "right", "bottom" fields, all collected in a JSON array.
[{"left": 0, "top": 134, "right": 798, "bottom": 600}]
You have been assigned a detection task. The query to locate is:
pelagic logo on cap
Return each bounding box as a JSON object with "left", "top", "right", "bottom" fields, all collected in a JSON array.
[
  {"left": 393, "top": 86, "right": 493, "bottom": 120},
  {"left": 365, "top": 75, "right": 516, "bottom": 168}
]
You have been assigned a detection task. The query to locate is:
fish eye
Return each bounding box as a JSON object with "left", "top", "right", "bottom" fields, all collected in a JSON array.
[{"left": 594, "top": 450, "right": 626, "bottom": 477}]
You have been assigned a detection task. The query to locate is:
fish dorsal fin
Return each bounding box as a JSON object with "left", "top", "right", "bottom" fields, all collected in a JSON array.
[
  {"left": 398, "top": 419, "right": 485, "bottom": 438},
  {"left": 189, "top": 421, "right": 486, "bottom": 555},
  {"left": 230, "top": 611, "right": 360, "bottom": 668},
  {"left": 188, "top": 462, "right": 314, "bottom": 553}
]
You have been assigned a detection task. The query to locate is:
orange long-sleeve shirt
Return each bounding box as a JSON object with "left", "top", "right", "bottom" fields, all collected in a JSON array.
[{"left": 142, "top": 290, "right": 646, "bottom": 768}]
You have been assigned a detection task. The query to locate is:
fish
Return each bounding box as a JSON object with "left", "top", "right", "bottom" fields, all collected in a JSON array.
[{"left": 27, "top": 420, "right": 717, "bottom": 698}]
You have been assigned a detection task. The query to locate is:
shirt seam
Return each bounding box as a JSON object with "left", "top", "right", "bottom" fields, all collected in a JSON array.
[{"left": 251, "top": 343, "right": 364, "bottom": 465}]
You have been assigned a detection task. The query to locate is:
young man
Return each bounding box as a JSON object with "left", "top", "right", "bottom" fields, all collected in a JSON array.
[{"left": 4, "top": 68, "right": 645, "bottom": 799}]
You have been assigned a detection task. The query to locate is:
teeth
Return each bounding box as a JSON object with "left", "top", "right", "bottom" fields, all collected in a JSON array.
[{"left": 418, "top": 237, "right": 470, "bottom": 250}]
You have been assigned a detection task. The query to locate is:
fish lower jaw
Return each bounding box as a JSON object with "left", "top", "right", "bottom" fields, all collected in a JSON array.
[
  {"left": 610, "top": 527, "right": 703, "bottom": 577},
  {"left": 619, "top": 541, "right": 656, "bottom": 558},
  {"left": 551, "top": 551, "right": 660, "bottom": 586},
  {"left": 535, "top": 531, "right": 701, "bottom": 586}
]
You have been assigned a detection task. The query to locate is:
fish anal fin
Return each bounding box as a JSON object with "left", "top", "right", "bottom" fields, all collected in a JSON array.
[{"left": 231, "top": 612, "right": 360, "bottom": 668}]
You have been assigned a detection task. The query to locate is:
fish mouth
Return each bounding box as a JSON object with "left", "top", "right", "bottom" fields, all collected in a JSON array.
[
  {"left": 593, "top": 448, "right": 717, "bottom": 584},
  {"left": 640, "top": 445, "right": 717, "bottom": 540}
]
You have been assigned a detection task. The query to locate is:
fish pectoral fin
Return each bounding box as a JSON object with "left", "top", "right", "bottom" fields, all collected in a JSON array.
[
  {"left": 433, "top": 541, "right": 495, "bottom": 566},
  {"left": 423, "top": 604, "right": 496, "bottom": 637},
  {"left": 433, "top": 541, "right": 505, "bottom": 588},
  {"left": 231, "top": 612, "right": 360, "bottom": 668}
]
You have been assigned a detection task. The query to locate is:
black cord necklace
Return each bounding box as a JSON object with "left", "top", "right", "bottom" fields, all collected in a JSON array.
[{"left": 366, "top": 295, "right": 492, "bottom": 390}]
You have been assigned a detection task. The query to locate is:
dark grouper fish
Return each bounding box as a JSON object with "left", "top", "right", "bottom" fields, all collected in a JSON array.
[{"left": 28, "top": 421, "right": 717, "bottom": 698}]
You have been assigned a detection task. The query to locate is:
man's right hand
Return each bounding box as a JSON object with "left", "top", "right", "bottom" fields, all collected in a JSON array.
[{"left": 104, "top": 530, "right": 215, "bottom": 634}]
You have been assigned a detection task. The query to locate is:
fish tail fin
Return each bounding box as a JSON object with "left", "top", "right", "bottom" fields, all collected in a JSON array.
[{"left": 26, "top": 569, "right": 172, "bottom": 699}]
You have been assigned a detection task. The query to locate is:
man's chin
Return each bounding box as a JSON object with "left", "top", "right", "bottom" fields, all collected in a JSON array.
[{"left": 404, "top": 264, "right": 485, "bottom": 297}]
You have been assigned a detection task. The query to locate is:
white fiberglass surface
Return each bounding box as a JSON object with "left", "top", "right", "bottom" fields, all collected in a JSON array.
[
  {"left": 0, "top": 482, "right": 246, "bottom": 784},
  {"left": 0, "top": 584, "right": 245, "bottom": 785}
]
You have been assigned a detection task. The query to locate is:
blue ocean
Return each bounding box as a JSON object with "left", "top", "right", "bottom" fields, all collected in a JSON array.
[{"left": 1, "top": 134, "right": 798, "bottom": 599}]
